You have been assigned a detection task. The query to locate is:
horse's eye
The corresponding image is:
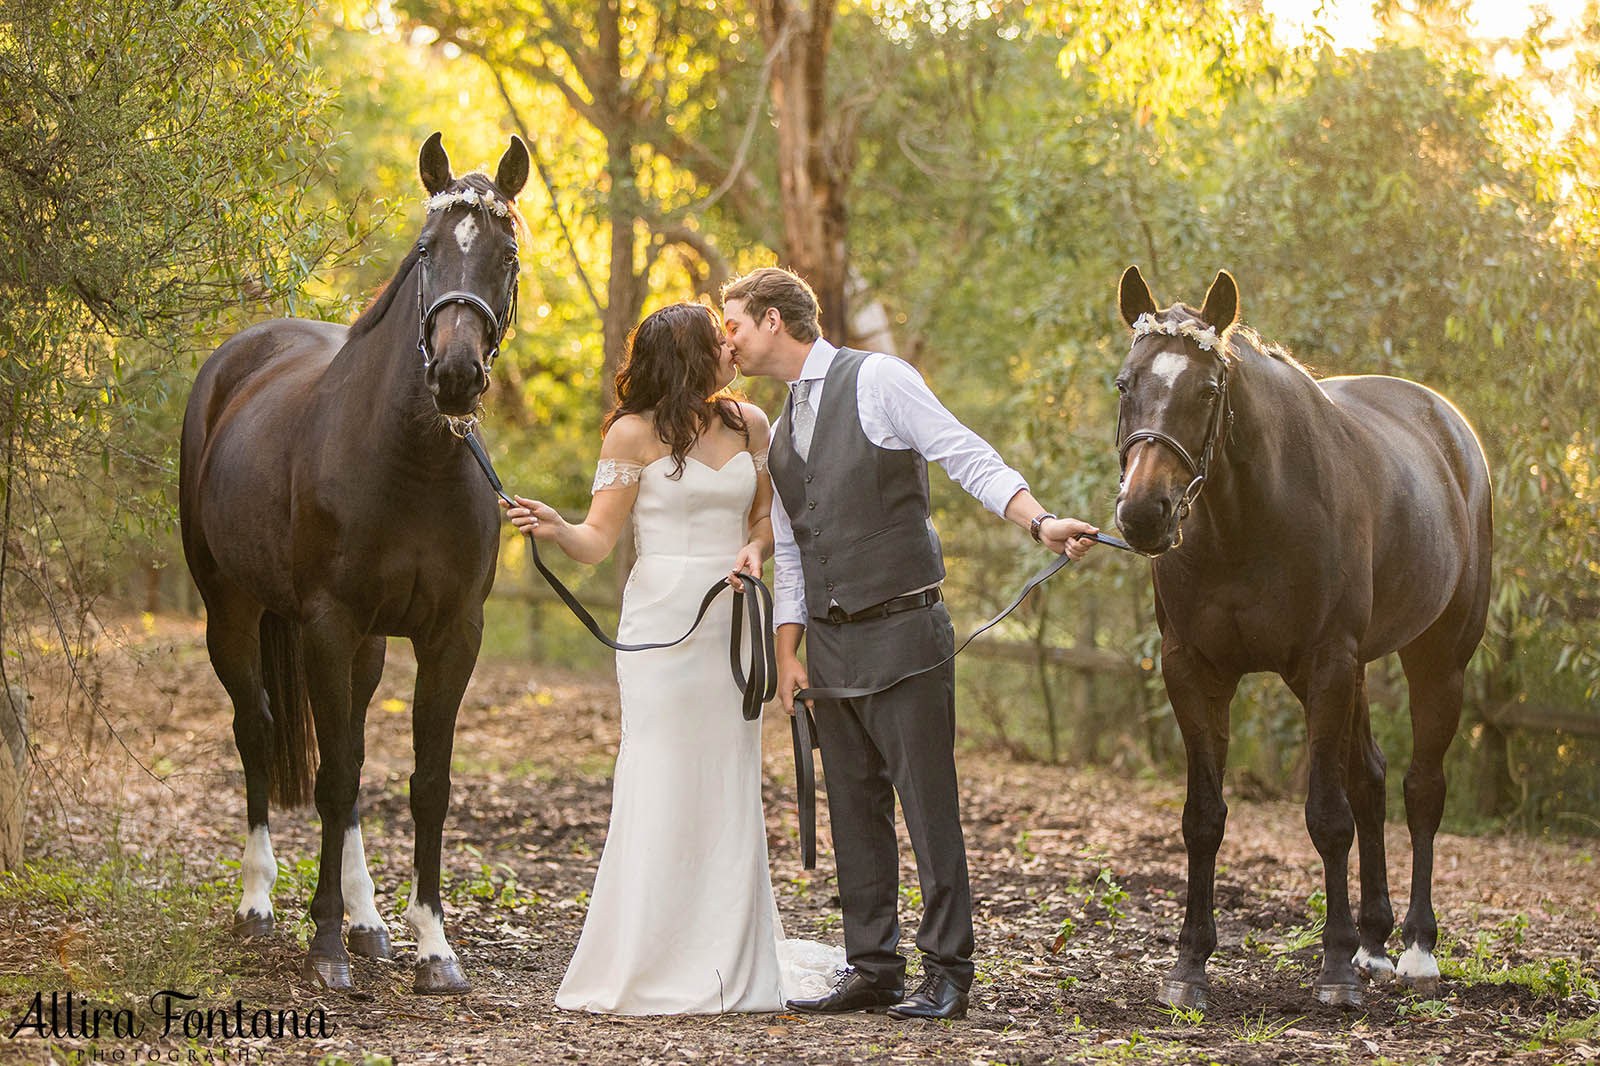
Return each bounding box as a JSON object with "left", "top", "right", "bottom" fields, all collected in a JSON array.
[
  {"left": 417, "top": 244, "right": 430, "bottom": 258},
  {"left": 1114, "top": 380, "right": 1129, "bottom": 395}
]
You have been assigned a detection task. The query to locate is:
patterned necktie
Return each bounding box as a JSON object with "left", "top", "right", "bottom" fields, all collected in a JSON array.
[{"left": 790, "top": 379, "right": 817, "bottom": 462}]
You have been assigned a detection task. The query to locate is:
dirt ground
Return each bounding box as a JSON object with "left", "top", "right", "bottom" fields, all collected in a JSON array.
[{"left": 3, "top": 613, "right": 1599, "bottom": 1065}]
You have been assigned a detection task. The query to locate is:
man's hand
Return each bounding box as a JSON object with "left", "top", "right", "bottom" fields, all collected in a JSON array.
[
  {"left": 1040, "top": 516, "right": 1099, "bottom": 561},
  {"left": 777, "top": 652, "right": 810, "bottom": 717}
]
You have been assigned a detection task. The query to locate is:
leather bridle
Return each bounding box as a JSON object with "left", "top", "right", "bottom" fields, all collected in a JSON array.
[
  {"left": 416, "top": 245, "right": 519, "bottom": 438},
  {"left": 1115, "top": 345, "right": 1234, "bottom": 544}
]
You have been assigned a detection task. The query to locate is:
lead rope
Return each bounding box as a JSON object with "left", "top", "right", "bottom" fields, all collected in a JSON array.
[{"left": 464, "top": 431, "right": 1134, "bottom": 868}]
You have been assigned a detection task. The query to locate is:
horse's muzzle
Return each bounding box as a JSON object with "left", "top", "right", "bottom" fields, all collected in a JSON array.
[
  {"left": 1115, "top": 492, "right": 1181, "bottom": 556},
  {"left": 425, "top": 352, "right": 489, "bottom": 416}
]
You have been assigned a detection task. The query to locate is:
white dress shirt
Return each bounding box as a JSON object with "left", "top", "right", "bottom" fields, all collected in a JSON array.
[{"left": 769, "top": 339, "right": 1029, "bottom": 627}]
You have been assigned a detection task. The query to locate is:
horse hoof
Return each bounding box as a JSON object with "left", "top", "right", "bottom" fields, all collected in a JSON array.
[
  {"left": 1403, "top": 975, "right": 1441, "bottom": 998},
  {"left": 232, "top": 912, "right": 274, "bottom": 939},
  {"left": 414, "top": 956, "right": 471, "bottom": 995},
  {"left": 347, "top": 925, "right": 394, "bottom": 960},
  {"left": 301, "top": 954, "right": 354, "bottom": 992},
  {"left": 1158, "top": 979, "right": 1207, "bottom": 1011},
  {"left": 1315, "top": 982, "right": 1363, "bottom": 1008},
  {"left": 1354, "top": 947, "right": 1396, "bottom": 983}
]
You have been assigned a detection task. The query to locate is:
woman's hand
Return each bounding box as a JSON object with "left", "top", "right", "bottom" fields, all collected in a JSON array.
[
  {"left": 500, "top": 495, "right": 565, "bottom": 541},
  {"left": 726, "top": 541, "right": 765, "bottom": 589}
]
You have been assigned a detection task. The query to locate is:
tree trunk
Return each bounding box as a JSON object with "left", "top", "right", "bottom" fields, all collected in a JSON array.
[
  {"left": 1, "top": 685, "right": 30, "bottom": 871},
  {"left": 761, "top": 0, "right": 850, "bottom": 342}
]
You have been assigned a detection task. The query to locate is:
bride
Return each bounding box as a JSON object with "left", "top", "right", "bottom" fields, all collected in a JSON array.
[{"left": 503, "top": 301, "right": 841, "bottom": 1014}]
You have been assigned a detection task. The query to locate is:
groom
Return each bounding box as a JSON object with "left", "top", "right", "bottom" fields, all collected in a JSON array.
[{"left": 721, "top": 267, "right": 1097, "bottom": 1021}]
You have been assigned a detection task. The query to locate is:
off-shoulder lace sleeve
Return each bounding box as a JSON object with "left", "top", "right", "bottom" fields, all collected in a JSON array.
[
  {"left": 752, "top": 450, "right": 769, "bottom": 474},
  {"left": 592, "top": 458, "right": 645, "bottom": 493}
]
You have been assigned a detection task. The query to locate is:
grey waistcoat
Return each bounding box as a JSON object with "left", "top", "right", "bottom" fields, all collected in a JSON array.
[{"left": 769, "top": 348, "right": 945, "bottom": 618}]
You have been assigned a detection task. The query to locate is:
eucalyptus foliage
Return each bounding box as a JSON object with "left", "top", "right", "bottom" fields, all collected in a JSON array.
[{"left": 0, "top": 0, "right": 352, "bottom": 678}]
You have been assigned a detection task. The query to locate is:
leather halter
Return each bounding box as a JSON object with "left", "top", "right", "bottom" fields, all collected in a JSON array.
[
  {"left": 415, "top": 245, "right": 519, "bottom": 438},
  {"left": 1116, "top": 343, "right": 1234, "bottom": 545}
]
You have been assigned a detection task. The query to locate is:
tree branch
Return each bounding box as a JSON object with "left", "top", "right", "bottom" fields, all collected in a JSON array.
[{"left": 487, "top": 64, "right": 606, "bottom": 324}]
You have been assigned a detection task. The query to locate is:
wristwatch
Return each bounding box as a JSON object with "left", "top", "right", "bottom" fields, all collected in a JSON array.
[{"left": 1030, "top": 512, "right": 1058, "bottom": 543}]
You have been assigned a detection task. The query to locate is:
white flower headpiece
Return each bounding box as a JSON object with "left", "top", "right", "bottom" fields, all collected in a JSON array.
[
  {"left": 1131, "top": 312, "right": 1223, "bottom": 352},
  {"left": 424, "top": 187, "right": 510, "bottom": 217}
]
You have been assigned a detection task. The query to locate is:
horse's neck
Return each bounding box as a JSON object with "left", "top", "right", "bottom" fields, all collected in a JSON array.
[
  {"left": 322, "top": 278, "right": 456, "bottom": 465},
  {"left": 1188, "top": 350, "right": 1321, "bottom": 549}
]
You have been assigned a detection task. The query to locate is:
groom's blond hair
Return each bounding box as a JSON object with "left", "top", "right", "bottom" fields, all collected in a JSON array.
[{"left": 721, "top": 267, "right": 821, "bottom": 344}]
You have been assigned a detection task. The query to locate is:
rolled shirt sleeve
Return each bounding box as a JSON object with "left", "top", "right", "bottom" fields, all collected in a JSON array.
[{"left": 861, "top": 354, "right": 1029, "bottom": 517}]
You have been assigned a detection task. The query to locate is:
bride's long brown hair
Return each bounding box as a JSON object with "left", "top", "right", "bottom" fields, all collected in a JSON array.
[{"left": 603, "top": 302, "right": 748, "bottom": 478}]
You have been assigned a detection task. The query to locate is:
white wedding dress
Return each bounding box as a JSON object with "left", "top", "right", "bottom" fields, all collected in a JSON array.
[{"left": 555, "top": 450, "right": 844, "bottom": 1015}]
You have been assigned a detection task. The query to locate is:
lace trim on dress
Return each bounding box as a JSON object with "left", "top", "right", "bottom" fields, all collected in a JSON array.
[
  {"left": 592, "top": 459, "right": 645, "bottom": 494},
  {"left": 752, "top": 450, "right": 769, "bottom": 474}
]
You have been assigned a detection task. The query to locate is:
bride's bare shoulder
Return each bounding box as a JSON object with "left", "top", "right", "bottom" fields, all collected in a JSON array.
[{"left": 601, "top": 412, "right": 659, "bottom": 462}]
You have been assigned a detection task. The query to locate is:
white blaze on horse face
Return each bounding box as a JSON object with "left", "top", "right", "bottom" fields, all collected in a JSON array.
[
  {"left": 454, "top": 214, "right": 478, "bottom": 254},
  {"left": 1150, "top": 350, "right": 1189, "bottom": 392},
  {"left": 341, "top": 825, "right": 386, "bottom": 931},
  {"left": 1397, "top": 943, "right": 1440, "bottom": 981},
  {"left": 405, "top": 884, "right": 457, "bottom": 962},
  {"left": 237, "top": 825, "right": 276, "bottom": 919}
]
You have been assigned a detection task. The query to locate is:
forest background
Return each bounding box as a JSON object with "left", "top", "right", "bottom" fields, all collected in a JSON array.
[{"left": 2, "top": 0, "right": 1598, "bottom": 836}]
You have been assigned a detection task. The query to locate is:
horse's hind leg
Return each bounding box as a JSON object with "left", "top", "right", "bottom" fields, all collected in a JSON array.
[
  {"left": 204, "top": 601, "right": 277, "bottom": 939},
  {"left": 343, "top": 636, "right": 392, "bottom": 961},
  {"left": 1346, "top": 670, "right": 1396, "bottom": 982},
  {"left": 1395, "top": 635, "right": 1469, "bottom": 996}
]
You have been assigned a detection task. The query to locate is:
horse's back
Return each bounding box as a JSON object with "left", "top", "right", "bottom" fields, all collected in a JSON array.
[{"left": 1321, "top": 374, "right": 1492, "bottom": 656}]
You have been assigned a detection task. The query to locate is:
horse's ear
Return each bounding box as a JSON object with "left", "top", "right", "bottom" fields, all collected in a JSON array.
[
  {"left": 1119, "top": 265, "right": 1158, "bottom": 329},
  {"left": 1200, "top": 270, "right": 1239, "bottom": 333},
  {"left": 496, "top": 136, "right": 531, "bottom": 201},
  {"left": 419, "top": 131, "right": 452, "bottom": 195}
]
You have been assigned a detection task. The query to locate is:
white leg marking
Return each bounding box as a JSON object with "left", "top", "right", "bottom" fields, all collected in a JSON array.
[
  {"left": 1150, "top": 351, "right": 1188, "bottom": 390},
  {"left": 237, "top": 826, "right": 276, "bottom": 919},
  {"left": 341, "top": 825, "right": 385, "bottom": 930},
  {"left": 1355, "top": 945, "right": 1396, "bottom": 980},
  {"left": 454, "top": 215, "right": 478, "bottom": 253},
  {"left": 1397, "top": 943, "right": 1440, "bottom": 981},
  {"left": 405, "top": 885, "right": 457, "bottom": 962}
]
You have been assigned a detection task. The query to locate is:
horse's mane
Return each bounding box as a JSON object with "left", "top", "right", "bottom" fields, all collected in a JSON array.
[
  {"left": 1165, "top": 301, "right": 1317, "bottom": 381},
  {"left": 347, "top": 247, "right": 422, "bottom": 343},
  {"left": 346, "top": 173, "right": 527, "bottom": 344},
  {"left": 1228, "top": 323, "right": 1314, "bottom": 378}
]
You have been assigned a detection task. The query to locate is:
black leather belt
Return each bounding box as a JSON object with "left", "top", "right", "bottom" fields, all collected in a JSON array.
[{"left": 820, "top": 587, "right": 942, "bottom": 625}]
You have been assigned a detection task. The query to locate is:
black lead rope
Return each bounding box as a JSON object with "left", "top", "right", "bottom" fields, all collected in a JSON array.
[
  {"left": 786, "top": 529, "right": 1133, "bottom": 867},
  {"left": 463, "top": 433, "right": 777, "bottom": 724},
  {"left": 464, "top": 430, "right": 1134, "bottom": 869}
]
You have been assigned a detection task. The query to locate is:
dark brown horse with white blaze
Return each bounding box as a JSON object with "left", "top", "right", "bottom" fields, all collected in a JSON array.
[
  {"left": 1113, "top": 266, "right": 1492, "bottom": 1009},
  {"left": 179, "top": 133, "right": 529, "bottom": 994}
]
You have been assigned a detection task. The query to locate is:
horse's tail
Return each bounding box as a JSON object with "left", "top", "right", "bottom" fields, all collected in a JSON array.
[{"left": 259, "top": 611, "right": 318, "bottom": 809}]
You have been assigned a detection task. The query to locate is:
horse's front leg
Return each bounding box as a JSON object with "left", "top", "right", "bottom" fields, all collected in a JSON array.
[
  {"left": 405, "top": 623, "right": 481, "bottom": 995},
  {"left": 343, "top": 635, "right": 393, "bottom": 961},
  {"left": 1346, "top": 671, "right": 1395, "bottom": 983},
  {"left": 1160, "top": 647, "right": 1239, "bottom": 1011},
  {"left": 1300, "top": 641, "right": 1364, "bottom": 1006},
  {"left": 299, "top": 610, "right": 365, "bottom": 991}
]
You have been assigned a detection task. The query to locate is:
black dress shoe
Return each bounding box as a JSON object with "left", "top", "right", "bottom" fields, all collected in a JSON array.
[
  {"left": 887, "top": 973, "right": 968, "bottom": 1020},
  {"left": 785, "top": 968, "right": 904, "bottom": 1014}
]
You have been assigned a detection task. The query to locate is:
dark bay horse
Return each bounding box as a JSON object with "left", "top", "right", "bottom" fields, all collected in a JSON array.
[
  {"left": 179, "top": 133, "right": 529, "bottom": 994},
  {"left": 1113, "top": 266, "right": 1492, "bottom": 1008}
]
